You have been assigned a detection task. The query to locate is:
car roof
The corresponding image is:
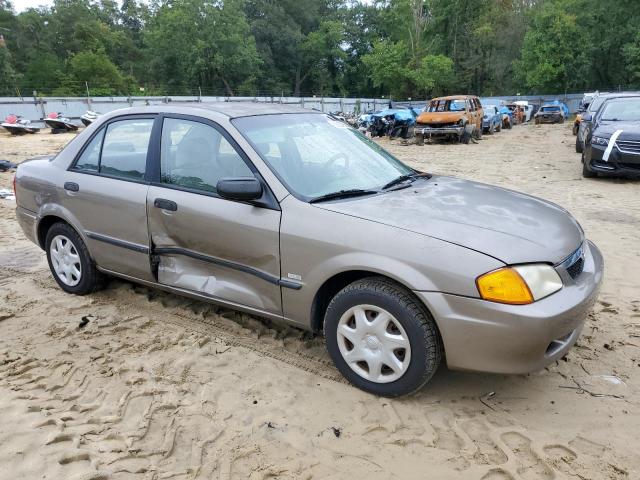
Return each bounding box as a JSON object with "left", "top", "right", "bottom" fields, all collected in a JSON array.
[
  {"left": 172, "top": 102, "right": 314, "bottom": 118},
  {"left": 429, "top": 95, "right": 478, "bottom": 101},
  {"left": 103, "top": 102, "right": 318, "bottom": 120}
]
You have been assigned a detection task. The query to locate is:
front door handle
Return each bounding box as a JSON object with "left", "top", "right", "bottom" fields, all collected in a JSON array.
[
  {"left": 154, "top": 198, "right": 178, "bottom": 211},
  {"left": 64, "top": 182, "right": 79, "bottom": 192}
]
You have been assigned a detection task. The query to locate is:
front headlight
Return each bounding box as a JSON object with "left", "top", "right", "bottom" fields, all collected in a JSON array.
[
  {"left": 476, "top": 264, "right": 563, "bottom": 305},
  {"left": 592, "top": 136, "right": 609, "bottom": 146}
]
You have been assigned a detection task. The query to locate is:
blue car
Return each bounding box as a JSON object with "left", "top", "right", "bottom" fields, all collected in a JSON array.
[{"left": 482, "top": 105, "right": 502, "bottom": 134}]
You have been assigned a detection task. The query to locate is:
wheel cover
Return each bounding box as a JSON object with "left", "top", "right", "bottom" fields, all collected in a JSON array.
[
  {"left": 336, "top": 304, "right": 411, "bottom": 383},
  {"left": 50, "top": 235, "right": 82, "bottom": 287}
]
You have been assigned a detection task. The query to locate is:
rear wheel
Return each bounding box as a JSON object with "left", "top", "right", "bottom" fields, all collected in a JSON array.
[
  {"left": 45, "top": 222, "right": 105, "bottom": 294},
  {"left": 575, "top": 135, "right": 583, "bottom": 153},
  {"left": 324, "top": 277, "right": 442, "bottom": 397}
]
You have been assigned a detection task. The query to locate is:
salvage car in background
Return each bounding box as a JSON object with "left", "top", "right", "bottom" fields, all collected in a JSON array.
[
  {"left": 368, "top": 107, "right": 419, "bottom": 139},
  {"left": 482, "top": 105, "right": 502, "bottom": 134},
  {"left": 534, "top": 104, "right": 565, "bottom": 124},
  {"left": 415, "top": 95, "right": 484, "bottom": 144},
  {"left": 576, "top": 92, "right": 640, "bottom": 153},
  {"left": 14, "top": 103, "right": 603, "bottom": 397},
  {"left": 582, "top": 96, "right": 640, "bottom": 178}
]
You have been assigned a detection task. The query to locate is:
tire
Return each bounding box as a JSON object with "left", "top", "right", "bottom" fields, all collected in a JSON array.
[
  {"left": 488, "top": 123, "right": 494, "bottom": 135},
  {"left": 324, "top": 277, "right": 442, "bottom": 397},
  {"left": 506, "top": 119, "right": 512, "bottom": 129},
  {"left": 575, "top": 135, "right": 583, "bottom": 153},
  {"left": 582, "top": 156, "right": 597, "bottom": 178},
  {"left": 45, "top": 222, "right": 105, "bottom": 295},
  {"left": 572, "top": 124, "right": 579, "bottom": 135},
  {"left": 496, "top": 122, "right": 501, "bottom": 133},
  {"left": 460, "top": 126, "right": 472, "bottom": 144},
  {"left": 475, "top": 124, "right": 483, "bottom": 139}
]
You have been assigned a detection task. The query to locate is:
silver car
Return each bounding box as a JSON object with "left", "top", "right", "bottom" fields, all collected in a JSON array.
[{"left": 14, "top": 104, "right": 603, "bottom": 396}]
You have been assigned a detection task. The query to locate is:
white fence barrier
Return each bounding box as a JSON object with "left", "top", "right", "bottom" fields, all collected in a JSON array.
[{"left": 0, "top": 93, "right": 586, "bottom": 125}]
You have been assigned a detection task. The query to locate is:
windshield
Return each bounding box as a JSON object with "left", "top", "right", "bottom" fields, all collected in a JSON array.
[
  {"left": 232, "top": 114, "right": 414, "bottom": 200},
  {"left": 541, "top": 106, "right": 560, "bottom": 112},
  {"left": 589, "top": 96, "right": 608, "bottom": 113},
  {"left": 427, "top": 99, "right": 466, "bottom": 112},
  {"left": 600, "top": 99, "right": 640, "bottom": 121}
]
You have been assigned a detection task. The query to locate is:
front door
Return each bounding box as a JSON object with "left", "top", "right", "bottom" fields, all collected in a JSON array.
[
  {"left": 63, "top": 116, "right": 156, "bottom": 281},
  {"left": 146, "top": 115, "right": 282, "bottom": 317}
]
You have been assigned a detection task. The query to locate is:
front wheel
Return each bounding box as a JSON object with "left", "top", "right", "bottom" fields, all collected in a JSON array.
[
  {"left": 45, "top": 222, "right": 105, "bottom": 294},
  {"left": 324, "top": 277, "right": 442, "bottom": 397},
  {"left": 582, "top": 156, "right": 597, "bottom": 178}
]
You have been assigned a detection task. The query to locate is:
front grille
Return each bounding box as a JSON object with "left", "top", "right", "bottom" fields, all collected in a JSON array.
[
  {"left": 566, "top": 255, "right": 584, "bottom": 279},
  {"left": 616, "top": 139, "right": 640, "bottom": 155}
]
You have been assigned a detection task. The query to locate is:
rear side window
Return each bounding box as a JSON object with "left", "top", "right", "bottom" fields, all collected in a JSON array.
[
  {"left": 160, "top": 118, "right": 253, "bottom": 194},
  {"left": 99, "top": 119, "right": 153, "bottom": 180},
  {"left": 75, "top": 129, "right": 104, "bottom": 172}
]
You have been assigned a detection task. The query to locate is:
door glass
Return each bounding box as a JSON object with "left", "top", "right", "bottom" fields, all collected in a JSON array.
[
  {"left": 100, "top": 119, "right": 153, "bottom": 180},
  {"left": 75, "top": 129, "right": 104, "bottom": 172},
  {"left": 160, "top": 118, "right": 253, "bottom": 194}
]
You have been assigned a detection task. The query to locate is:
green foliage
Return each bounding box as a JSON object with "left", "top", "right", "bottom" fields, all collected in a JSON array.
[
  {"left": 1, "top": 0, "right": 640, "bottom": 98},
  {"left": 0, "top": 47, "right": 18, "bottom": 95},
  {"left": 410, "top": 54, "right": 454, "bottom": 97},
  {"left": 516, "top": 1, "right": 590, "bottom": 93}
]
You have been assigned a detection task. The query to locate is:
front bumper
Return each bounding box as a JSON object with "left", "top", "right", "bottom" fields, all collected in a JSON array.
[
  {"left": 416, "top": 125, "right": 463, "bottom": 137},
  {"left": 587, "top": 143, "right": 640, "bottom": 176},
  {"left": 415, "top": 240, "right": 603, "bottom": 374}
]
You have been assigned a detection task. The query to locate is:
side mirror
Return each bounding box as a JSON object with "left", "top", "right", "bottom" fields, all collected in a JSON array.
[
  {"left": 217, "top": 177, "right": 263, "bottom": 201},
  {"left": 582, "top": 113, "right": 592, "bottom": 122}
]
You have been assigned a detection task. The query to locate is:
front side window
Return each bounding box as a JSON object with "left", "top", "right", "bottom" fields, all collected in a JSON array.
[
  {"left": 160, "top": 118, "right": 253, "bottom": 194},
  {"left": 233, "top": 114, "right": 414, "bottom": 200},
  {"left": 100, "top": 119, "right": 153, "bottom": 180}
]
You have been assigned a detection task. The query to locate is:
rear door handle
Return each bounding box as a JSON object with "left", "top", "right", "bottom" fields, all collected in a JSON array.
[
  {"left": 64, "top": 182, "right": 79, "bottom": 192},
  {"left": 154, "top": 198, "right": 178, "bottom": 211}
]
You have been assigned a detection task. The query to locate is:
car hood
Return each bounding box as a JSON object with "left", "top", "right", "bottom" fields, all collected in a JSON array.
[
  {"left": 416, "top": 112, "right": 464, "bottom": 124},
  {"left": 316, "top": 175, "right": 583, "bottom": 265},
  {"left": 595, "top": 121, "right": 640, "bottom": 140}
]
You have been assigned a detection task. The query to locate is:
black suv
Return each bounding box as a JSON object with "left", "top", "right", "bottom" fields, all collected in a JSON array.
[{"left": 582, "top": 96, "right": 640, "bottom": 178}]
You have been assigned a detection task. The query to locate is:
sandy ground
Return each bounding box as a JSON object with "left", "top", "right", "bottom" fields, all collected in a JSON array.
[{"left": 0, "top": 124, "right": 638, "bottom": 480}]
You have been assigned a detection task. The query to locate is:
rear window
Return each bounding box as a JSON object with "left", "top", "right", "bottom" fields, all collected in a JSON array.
[{"left": 99, "top": 119, "right": 153, "bottom": 180}]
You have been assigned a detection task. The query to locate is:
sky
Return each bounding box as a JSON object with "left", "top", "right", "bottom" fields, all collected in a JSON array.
[{"left": 13, "top": 0, "right": 133, "bottom": 12}]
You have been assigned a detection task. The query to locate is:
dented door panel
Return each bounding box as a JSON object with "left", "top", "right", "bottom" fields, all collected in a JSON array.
[{"left": 146, "top": 186, "right": 282, "bottom": 315}]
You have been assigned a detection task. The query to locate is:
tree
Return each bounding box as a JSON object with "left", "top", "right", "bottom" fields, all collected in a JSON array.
[
  {"left": 515, "top": 0, "right": 590, "bottom": 93},
  {"left": 410, "top": 54, "right": 454, "bottom": 97}
]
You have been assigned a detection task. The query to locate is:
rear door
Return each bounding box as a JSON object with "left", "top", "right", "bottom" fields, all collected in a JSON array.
[
  {"left": 64, "top": 115, "right": 155, "bottom": 281},
  {"left": 146, "top": 115, "right": 283, "bottom": 317}
]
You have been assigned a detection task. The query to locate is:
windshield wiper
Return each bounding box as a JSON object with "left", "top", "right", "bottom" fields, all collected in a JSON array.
[
  {"left": 309, "top": 189, "right": 378, "bottom": 203},
  {"left": 381, "top": 172, "right": 423, "bottom": 190}
]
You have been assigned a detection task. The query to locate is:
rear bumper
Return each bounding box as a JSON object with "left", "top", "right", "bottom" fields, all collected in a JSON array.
[
  {"left": 536, "top": 115, "right": 562, "bottom": 123},
  {"left": 415, "top": 240, "right": 603, "bottom": 374},
  {"left": 16, "top": 206, "right": 39, "bottom": 246},
  {"left": 416, "top": 125, "right": 463, "bottom": 137}
]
